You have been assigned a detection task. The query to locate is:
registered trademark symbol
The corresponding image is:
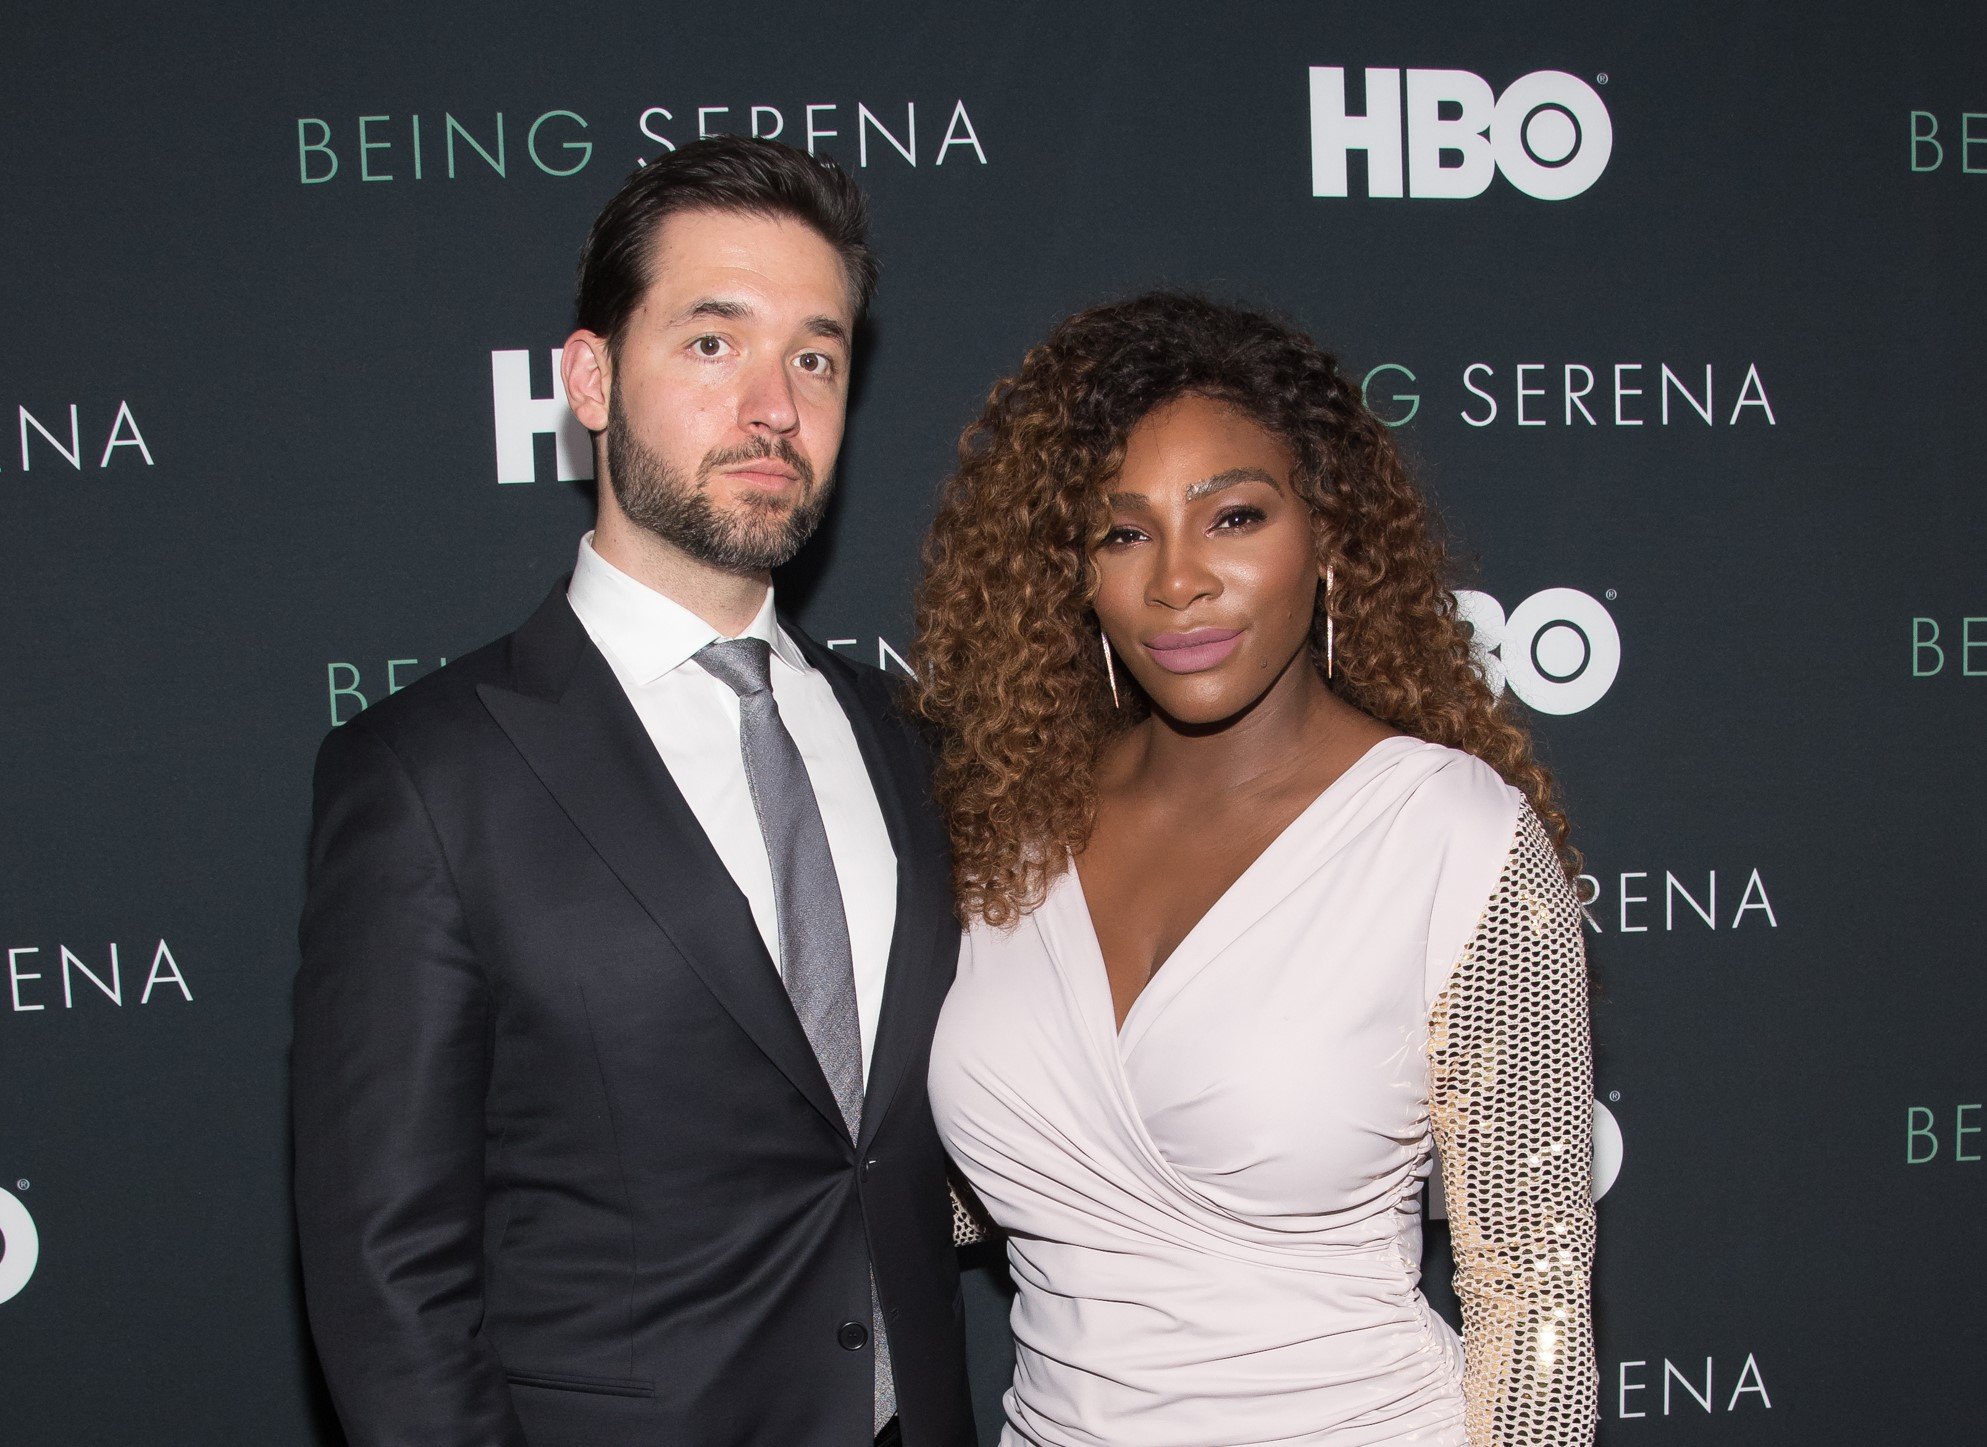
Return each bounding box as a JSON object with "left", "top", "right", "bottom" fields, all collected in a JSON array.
[
  {"left": 1596, "top": 73, "right": 1609, "bottom": 85},
  {"left": 1604, "top": 589, "right": 1617, "bottom": 601},
  {"left": 14, "top": 1180, "right": 26, "bottom": 1191},
  {"left": 1607, "top": 1092, "right": 1620, "bottom": 1103}
]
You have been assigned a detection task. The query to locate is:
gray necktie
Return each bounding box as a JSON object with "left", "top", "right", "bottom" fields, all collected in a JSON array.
[{"left": 694, "top": 636, "right": 895, "bottom": 1431}]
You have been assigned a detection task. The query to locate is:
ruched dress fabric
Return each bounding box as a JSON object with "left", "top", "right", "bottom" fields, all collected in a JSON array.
[{"left": 929, "top": 738, "right": 1596, "bottom": 1446}]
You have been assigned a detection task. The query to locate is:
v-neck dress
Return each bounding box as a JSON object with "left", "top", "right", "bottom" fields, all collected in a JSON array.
[{"left": 929, "top": 738, "right": 1597, "bottom": 1446}]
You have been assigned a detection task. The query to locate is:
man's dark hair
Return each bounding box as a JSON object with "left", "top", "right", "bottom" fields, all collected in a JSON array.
[{"left": 575, "top": 135, "right": 877, "bottom": 348}]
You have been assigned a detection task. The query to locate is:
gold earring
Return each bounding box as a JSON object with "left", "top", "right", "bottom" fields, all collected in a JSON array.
[
  {"left": 1325, "top": 564, "right": 1336, "bottom": 680},
  {"left": 1101, "top": 624, "right": 1120, "bottom": 708}
]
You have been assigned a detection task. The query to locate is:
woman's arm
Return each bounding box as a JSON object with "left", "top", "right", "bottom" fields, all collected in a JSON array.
[
  {"left": 1427, "top": 804, "right": 1598, "bottom": 1445},
  {"left": 949, "top": 1172, "right": 994, "bottom": 1247}
]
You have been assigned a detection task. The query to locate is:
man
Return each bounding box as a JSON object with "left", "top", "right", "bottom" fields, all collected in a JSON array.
[{"left": 293, "top": 136, "right": 974, "bottom": 1447}]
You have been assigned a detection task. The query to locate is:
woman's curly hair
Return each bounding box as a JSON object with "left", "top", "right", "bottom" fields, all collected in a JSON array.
[{"left": 912, "top": 292, "right": 1572, "bottom": 928}]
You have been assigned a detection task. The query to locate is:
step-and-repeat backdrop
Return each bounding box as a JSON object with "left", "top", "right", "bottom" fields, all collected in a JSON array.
[{"left": 3, "top": 4, "right": 1980, "bottom": 1441}]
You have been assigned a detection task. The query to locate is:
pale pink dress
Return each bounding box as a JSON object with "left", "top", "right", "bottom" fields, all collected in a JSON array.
[{"left": 929, "top": 738, "right": 1596, "bottom": 1446}]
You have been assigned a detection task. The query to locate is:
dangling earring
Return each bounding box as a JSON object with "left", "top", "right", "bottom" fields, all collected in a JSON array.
[
  {"left": 1101, "top": 624, "right": 1121, "bottom": 708},
  {"left": 1325, "top": 564, "right": 1336, "bottom": 680}
]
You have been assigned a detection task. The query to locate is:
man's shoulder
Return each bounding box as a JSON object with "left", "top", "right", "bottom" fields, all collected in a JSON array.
[
  {"left": 802, "top": 640, "right": 926, "bottom": 746},
  {"left": 340, "top": 583, "right": 579, "bottom": 746},
  {"left": 814, "top": 645, "right": 894, "bottom": 705},
  {"left": 341, "top": 633, "right": 515, "bottom": 746}
]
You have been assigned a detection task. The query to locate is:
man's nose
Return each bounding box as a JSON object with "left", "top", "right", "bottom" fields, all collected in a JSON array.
[{"left": 739, "top": 356, "right": 800, "bottom": 436}]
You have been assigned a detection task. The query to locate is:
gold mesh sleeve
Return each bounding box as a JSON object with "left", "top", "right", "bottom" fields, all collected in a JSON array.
[
  {"left": 949, "top": 1173, "right": 992, "bottom": 1248},
  {"left": 1427, "top": 804, "right": 1598, "bottom": 1445}
]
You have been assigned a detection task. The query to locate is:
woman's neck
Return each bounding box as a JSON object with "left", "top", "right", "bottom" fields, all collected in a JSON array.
[{"left": 1114, "top": 654, "right": 1346, "bottom": 801}]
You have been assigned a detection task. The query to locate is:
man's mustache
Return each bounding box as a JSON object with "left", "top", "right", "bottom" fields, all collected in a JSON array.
[{"left": 699, "top": 437, "right": 815, "bottom": 489}]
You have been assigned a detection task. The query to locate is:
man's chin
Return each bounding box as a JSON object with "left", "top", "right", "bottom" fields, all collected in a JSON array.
[
  {"left": 617, "top": 473, "right": 829, "bottom": 574},
  {"left": 726, "top": 490, "right": 801, "bottom": 520},
  {"left": 721, "top": 537, "right": 806, "bottom": 573},
  {"left": 717, "top": 487, "right": 832, "bottom": 564},
  {"left": 680, "top": 515, "right": 814, "bottom": 574}
]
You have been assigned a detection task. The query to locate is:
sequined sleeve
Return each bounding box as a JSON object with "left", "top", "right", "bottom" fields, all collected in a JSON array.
[
  {"left": 1427, "top": 804, "right": 1598, "bottom": 1445},
  {"left": 950, "top": 1174, "right": 992, "bottom": 1247}
]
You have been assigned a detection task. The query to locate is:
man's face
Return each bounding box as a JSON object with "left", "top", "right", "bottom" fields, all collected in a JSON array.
[{"left": 602, "top": 208, "right": 855, "bottom": 573}]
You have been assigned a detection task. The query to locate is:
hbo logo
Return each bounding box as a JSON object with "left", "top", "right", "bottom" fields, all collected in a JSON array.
[
  {"left": 1310, "top": 66, "right": 1613, "bottom": 200},
  {"left": 0, "top": 1185, "right": 37, "bottom": 1306},
  {"left": 1456, "top": 588, "right": 1620, "bottom": 715}
]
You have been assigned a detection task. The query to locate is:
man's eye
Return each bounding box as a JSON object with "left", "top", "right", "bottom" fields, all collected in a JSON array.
[
  {"left": 692, "top": 335, "right": 727, "bottom": 357},
  {"left": 795, "top": 352, "right": 835, "bottom": 376}
]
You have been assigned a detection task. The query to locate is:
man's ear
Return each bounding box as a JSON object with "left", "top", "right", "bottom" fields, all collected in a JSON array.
[{"left": 561, "top": 330, "right": 612, "bottom": 433}]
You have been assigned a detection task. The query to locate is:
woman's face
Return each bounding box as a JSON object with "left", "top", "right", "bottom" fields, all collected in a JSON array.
[{"left": 1091, "top": 393, "right": 1324, "bottom": 727}]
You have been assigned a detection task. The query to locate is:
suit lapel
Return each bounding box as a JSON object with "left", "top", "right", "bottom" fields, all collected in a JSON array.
[
  {"left": 791, "top": 630, "right": 953, "bottom": 1153},
  {"left": 479, "top": 588, "right": 850, "bottom": 1139}
]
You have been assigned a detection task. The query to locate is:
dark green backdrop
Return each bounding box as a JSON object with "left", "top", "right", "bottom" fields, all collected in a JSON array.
[{"left": 3, "top": 3, "right": 1981, "bottom": 1441}]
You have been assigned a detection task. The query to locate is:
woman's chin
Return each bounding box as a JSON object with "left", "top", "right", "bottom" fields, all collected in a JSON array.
[{"left": 1136, "top": 677, "right": 1277, "bottom": 732}]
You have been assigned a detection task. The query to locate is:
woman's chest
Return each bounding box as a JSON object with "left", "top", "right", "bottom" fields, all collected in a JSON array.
[
  {"left": 936, "top": 864, "right": 1443, "bottom": 1222},
  {"left": 1079, "top": 811, "right": 1301, "bottom": 1028}
]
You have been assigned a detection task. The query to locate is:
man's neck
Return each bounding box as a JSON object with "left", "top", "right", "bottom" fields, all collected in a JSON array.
[{"left": 590, "top": 512, "right": 771, "bottom": 638}]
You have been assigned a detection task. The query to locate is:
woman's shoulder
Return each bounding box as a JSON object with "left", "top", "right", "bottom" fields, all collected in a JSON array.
[
  {"left": 1385, "top": 737, "right": 1527, "bottom": 839},
  {"left": 1369, "top": 740, "right": 1532, "bottom": 997}
]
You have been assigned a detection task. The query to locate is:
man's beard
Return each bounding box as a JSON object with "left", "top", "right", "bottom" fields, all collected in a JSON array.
[{"left": 605, "top": 390, "right": 834, "bottom": 574}]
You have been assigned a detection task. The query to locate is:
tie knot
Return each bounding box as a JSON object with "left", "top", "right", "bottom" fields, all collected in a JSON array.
[{"left": 695, "top": 636, "right": 775, "bottom": 698}]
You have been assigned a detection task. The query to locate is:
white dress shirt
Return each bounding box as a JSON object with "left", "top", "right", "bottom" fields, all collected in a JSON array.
[{"left": 566, "top": 534, "right": 898, "bottom": 1080}]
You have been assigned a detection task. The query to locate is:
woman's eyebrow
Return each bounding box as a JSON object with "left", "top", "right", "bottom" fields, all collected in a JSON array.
[{"left": 1107, "top": 467, "right": 1283, "bottom": 508}]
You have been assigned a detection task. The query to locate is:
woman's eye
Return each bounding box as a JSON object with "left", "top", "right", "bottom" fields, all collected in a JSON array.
[
  {"left": 1100, "top": 525, "right": 1144, "bottom": 548},
  {"left": 1213, "top": 505, "right": 1267, "bottom": 530}
]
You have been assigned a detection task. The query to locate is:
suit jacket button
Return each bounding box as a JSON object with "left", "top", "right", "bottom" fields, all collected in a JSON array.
[{"left": 838, "top": 1321, "right": 869, "bottom": 1351}]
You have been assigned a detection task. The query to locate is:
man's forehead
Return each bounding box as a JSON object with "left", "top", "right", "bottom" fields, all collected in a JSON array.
[{"left": 643, "top": 208, "right": 856, "bottom": 322}]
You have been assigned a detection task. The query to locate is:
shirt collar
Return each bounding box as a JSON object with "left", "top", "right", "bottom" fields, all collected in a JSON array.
[{"left": 567, "top": 532, "right": 811, "bottom": 686}]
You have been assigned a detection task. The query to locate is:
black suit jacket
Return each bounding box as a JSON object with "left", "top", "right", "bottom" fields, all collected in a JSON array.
[{"left": 292, "top": 585, "right": 974, "bottom": 1447}]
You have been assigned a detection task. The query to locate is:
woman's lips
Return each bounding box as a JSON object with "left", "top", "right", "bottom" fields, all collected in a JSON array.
[{"left": 1143, "top": 627, "right": 1244, "bottom": 674}]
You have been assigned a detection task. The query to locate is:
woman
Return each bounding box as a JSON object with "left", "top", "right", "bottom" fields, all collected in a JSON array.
[{"left": 915, "top": 293, "right": 1596, "bottom": 1446}]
